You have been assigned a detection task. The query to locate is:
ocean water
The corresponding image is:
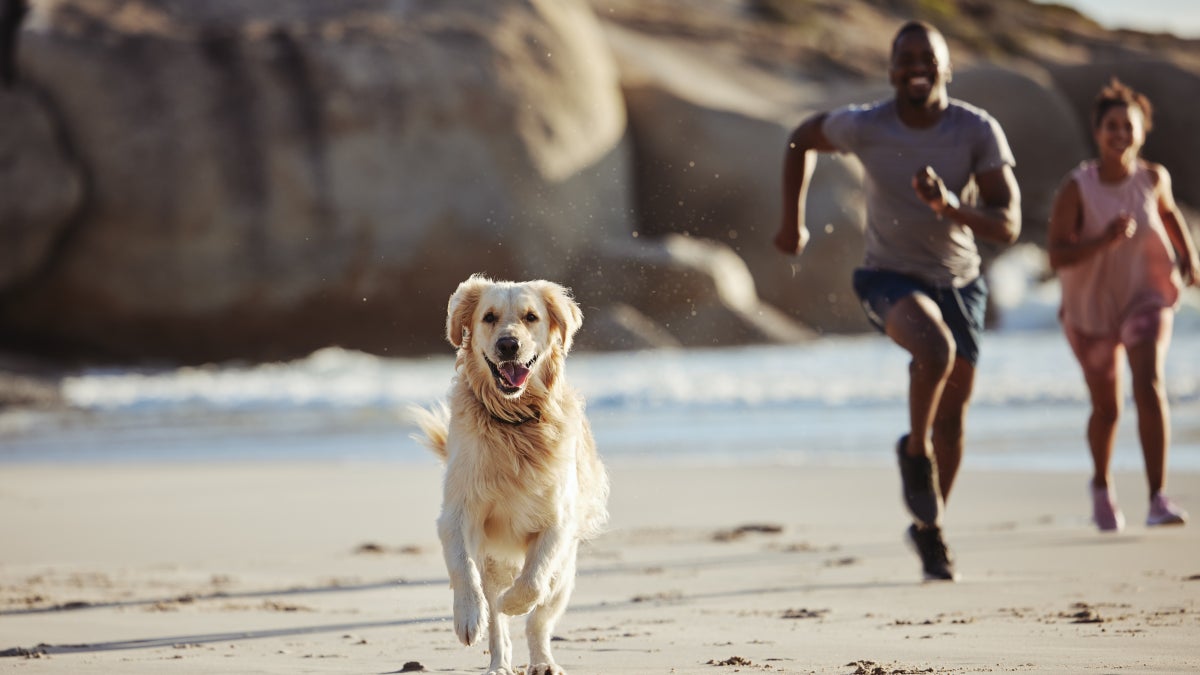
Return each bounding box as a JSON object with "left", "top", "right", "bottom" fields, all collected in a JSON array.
[{"left": 1, "top": 266, "right": 1198, "bottom": 473}]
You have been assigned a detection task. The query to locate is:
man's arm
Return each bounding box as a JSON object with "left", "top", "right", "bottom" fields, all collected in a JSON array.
[
  {"left": 775, "top": 112, "right": 837, "bottom": 256},
  {"left": 914, "top": 164, "right": 1021, "bottom": 244}
]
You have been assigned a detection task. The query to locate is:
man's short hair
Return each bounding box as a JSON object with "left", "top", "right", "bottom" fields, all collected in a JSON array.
[{"left": 890, "top": 20, "right": 943, "bottom": 59}]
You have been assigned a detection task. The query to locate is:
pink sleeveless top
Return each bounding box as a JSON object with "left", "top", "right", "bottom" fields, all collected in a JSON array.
[{"left": 1058, "top": 161, "right": 1181, "bottom": 337}]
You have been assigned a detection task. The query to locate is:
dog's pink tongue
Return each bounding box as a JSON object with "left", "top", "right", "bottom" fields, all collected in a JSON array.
[{"left": 499, "top": 362, "right": 530, "bottom": 388}]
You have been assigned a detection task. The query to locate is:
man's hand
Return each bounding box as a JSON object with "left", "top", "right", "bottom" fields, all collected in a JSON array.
[
  {"left": 911, "top": 166, "right": 957, "bottom": 216},
  {"left": 774, "top": 223, "right": 810, "bottom": 256}
]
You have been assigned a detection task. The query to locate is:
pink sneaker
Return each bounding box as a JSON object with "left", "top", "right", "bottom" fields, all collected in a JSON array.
[
  {"left": 1091, "top": 484, "right": 1125, "bottom": 532},
  {"left": 1146, "top": 493, "right": 1188, "bottom": 527}
]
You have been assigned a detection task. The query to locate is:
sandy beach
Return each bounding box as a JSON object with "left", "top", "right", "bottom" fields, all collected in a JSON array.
[{"left": 1, "top": 459, "right": 1197, "bottom": 674}]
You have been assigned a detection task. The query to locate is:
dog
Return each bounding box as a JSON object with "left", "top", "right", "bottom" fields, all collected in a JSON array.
[{"left": 411, "top": 274, "right": 609, "bottom": 675}]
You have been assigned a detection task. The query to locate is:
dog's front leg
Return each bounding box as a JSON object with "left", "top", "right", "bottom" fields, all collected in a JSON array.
[
  {"left": 482, "top": 560, "right": 518, "bottom": 674},
  {"left": 437, "top": 506, "right": 487, "bottom": 645},
  {"left": 499, "top": 524, "right": 574, "bottom": 616}
]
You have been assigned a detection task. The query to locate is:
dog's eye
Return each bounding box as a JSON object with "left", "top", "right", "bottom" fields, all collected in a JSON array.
[
  {"left": 482, "top": 312, "right": 497, "bottom": 324},
  {"left": 524, "top": 312, "right": 538, "bottom": 323}
]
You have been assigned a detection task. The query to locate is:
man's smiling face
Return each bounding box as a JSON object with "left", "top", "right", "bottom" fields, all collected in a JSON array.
[{"left": 889, "top": 28, "right": 951, "bottom": 107}]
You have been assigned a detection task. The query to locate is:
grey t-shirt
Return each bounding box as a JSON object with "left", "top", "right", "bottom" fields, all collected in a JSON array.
[{"left": 822, "top": 98, "right": 1015, "bottom": 287}]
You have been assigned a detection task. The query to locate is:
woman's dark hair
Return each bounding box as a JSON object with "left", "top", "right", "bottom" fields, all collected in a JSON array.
[{"left": 1092, "top": 78, "right": 1154, "bottom": 133}]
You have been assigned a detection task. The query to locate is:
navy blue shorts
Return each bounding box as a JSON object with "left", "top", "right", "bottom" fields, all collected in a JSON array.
[{"left": 851, "top": 268, "right": 988, "bottom": 366}]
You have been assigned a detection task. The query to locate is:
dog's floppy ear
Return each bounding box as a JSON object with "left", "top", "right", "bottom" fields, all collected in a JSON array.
[
  {"left": 446, "top": 275, "right": 491, "bottom": 349},
  {"left": 536, "top": 281, "right": 583, "bottom": 354}
]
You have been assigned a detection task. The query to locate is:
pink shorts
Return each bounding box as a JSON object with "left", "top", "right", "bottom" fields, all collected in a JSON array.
[{"left": 1063, "top": 307, "right": 1173, "bottom": 376}]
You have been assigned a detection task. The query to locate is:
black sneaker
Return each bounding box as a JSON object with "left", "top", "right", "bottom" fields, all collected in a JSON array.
[
  {"left": 906, "top": 523, "right": 958, "bottom": 582},
  {"left": 896, "top": 434, "right": 943, "bottom": 527}
]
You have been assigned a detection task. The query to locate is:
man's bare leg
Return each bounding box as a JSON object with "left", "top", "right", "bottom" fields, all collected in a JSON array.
[
  {"left": 885, "top": 293, "right": 957, "bottom": 461},
  {"left": 931, "top": 357, "right": 976, "bottom": 501}
]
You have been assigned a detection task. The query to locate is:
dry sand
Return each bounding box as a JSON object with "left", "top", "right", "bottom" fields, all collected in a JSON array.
[{"left": 1, "top": 460, "right": 1198, "bottom": 674}]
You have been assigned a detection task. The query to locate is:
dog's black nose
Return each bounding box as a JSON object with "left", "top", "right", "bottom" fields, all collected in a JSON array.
[{"left": 496, "top": 336, "right": 519, "bottom": 360}]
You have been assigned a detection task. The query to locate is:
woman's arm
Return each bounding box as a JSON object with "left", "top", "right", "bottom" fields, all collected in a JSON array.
[
  {"left": 1046, "top": 175, "right": 1133, "bottom": 270},
  {"left": 1153, "top": 164, "right": 1200, "bottom": 286}
]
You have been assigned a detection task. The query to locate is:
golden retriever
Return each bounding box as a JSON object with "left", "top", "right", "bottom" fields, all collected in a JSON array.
[{"left": 411, "top": 274, "right": 609, "bottom": 675}]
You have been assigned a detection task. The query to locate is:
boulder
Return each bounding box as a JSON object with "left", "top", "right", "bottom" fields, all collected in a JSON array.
[
  {"left": 950, "top": 66, "right": 1092, "bottom": 248},
  {"left": 575, "top": 301, "right": 683, "bottom": 352},
  {"left": 607, "top": 22, "right": 873, "bottom": 334},
  {"left": 0, "top": 0, "right": 632, "bottom": 362},
  {"left": 576, "top": 233, "right": 814, "bottom": 350},
  {"left": 0, "top": 89, "right": 83, "bottom": 290}
]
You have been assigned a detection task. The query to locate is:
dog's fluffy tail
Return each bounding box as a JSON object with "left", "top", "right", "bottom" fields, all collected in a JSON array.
[{"left": 407, "top": 402, "right": 450, "bottom": 462}]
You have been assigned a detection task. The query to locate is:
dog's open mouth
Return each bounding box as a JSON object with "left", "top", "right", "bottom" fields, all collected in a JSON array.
[{"left": 485, "top": 354, "right": 538, "bottom": 395}]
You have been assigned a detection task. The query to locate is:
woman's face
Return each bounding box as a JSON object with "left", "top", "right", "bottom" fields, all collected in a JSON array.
[{"left": 1095, "top": 103, "right": 1145, "bottom": 164}]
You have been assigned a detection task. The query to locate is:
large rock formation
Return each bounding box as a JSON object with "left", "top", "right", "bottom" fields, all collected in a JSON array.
[
  {"left": 0, "top": 0, "right": 638, "bottom": 361},
  {"left": 2, "top": 0, "right": 1199, "bottom": 365},
  {"left": 0, "top": 0, "right": 814, "bottom": 364},
  {"left": 0, "top": 88, "right": 83, "bottom": 290},
  {"left": 949, "top": 66, "right": 1091, "bottom": 248}
]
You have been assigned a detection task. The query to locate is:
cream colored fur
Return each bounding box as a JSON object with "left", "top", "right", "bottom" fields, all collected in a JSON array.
[{"left": 411, "top": 275, "right": 609, "bottom": 675}]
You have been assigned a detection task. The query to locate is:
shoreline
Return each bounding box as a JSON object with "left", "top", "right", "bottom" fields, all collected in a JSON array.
[{"left": 4, "top": 391, "right": 1199, "bottom": 472}]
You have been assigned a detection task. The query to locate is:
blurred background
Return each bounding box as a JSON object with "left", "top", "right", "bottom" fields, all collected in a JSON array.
[{"left": 1, "top": 0, "right": 1198, "bottom": 467}]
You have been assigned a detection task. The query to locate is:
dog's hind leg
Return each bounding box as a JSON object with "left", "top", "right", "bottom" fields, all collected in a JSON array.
[
  {"left": 525, "top": 541, "right": 578, "bottom": 675},
  {"left": 482, "top": 558, "right": 519, "bottom": 675}
]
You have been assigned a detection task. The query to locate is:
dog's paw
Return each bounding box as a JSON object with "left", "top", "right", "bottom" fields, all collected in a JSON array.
[
  {"left": 452, "top": 589, "right": 487, "bottom": 646},
  {"left": 527, "top": 662, "right": 566, "bottom": 675},
  {"left": 498, "top": 580, "right": 541, "bottom": 616}
]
